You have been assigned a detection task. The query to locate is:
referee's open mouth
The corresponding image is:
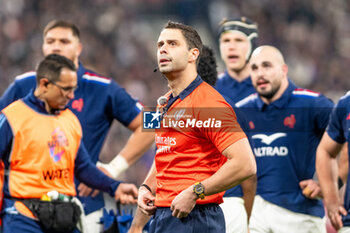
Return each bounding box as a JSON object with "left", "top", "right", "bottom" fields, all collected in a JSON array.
[{"left": 159, "top": 58, "right": 171, "bottom": 65}]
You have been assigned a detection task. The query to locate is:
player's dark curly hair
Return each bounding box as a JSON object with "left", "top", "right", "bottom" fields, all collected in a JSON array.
[{"left": 198, "top": 45, "right": 218, "bottom": 86}]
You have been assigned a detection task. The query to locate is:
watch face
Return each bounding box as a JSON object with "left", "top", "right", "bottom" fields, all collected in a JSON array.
[{"left": 194, "top": 183, "right": 204, "bottom": 194}]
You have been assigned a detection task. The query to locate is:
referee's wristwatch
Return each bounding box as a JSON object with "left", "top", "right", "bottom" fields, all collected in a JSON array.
[{"left": 193, "top": 182, "right": 205, "bottom": 200}]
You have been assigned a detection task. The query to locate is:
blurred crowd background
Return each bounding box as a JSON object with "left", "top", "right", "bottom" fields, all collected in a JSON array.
[{"left": 0, "top": 0, "right": 350, "bottom": 185}]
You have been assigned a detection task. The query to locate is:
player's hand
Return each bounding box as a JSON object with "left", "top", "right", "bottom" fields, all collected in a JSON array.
[
  {"left": 299, "top": 179, "right": 322, "bottom": 199},
  {"left": 326, "top": 202, "right": 347, "bottom": 230},
  {"left": 77, "top": 183, "right": 100, "bottom": 197},
  {"left": 138, "top": 185, "right": 156, "bottom": 216},
  {"left": 170, "top": 186, "right": 197, "bottom": 219},
  {"left": 115, "top": 183, "right": 138, "bottom": 204}
]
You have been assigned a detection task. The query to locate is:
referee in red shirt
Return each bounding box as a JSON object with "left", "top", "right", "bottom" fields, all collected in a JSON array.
[{"left": 137, "top": 21, "right": 256, "bottom": 233}]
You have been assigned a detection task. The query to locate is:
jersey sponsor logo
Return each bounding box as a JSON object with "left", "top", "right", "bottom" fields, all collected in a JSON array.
[
  {"left": 155, "top": 136, "right": 176, "bottom": 154},
  {"left": 155, "top": 136, "right": 176, "bottom": 146},
  {"left": 72, "top": 98, "right": 84, "bottom": 112},
  {"left": 252, "top": 133, "right": 288, "bottom": 157},
  {"left": 42, "top": 168, "right": 70, "bottom": 180},
  {"left": 252, "top": 133, "right": 286, "bottom": 145},
  {"left": 156, "top": 145, "right": 172, "bottom": 154},
  {"left": 47, "top": 127, "right": 68, "bottom": 162},
  {"left": 284, "top": 114, "right": 296, "bottom": 128}
]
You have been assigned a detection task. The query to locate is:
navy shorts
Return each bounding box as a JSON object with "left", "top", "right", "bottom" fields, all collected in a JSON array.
[
  {"left": 149, "top": 204, "right": 225, "bottom": 233},
  {"left": 2, "top": 213, "right": 81, "bottom": 233}
]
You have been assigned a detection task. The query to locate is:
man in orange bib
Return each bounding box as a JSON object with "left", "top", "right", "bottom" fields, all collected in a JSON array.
[{"left": 0, "top": 54, "right": 138, "bottom": 233}]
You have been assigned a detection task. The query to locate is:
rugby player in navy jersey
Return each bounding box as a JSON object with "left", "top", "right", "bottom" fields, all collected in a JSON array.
[
  {"left": 317, "top": 92, "right": 350, "bottom": 231},
  {"left": 214, "top": 17, "right": 259, "bottom": 233},
  {"left": 0, "top": 20, "right": 154, "bottom": 233},
  {"left": 236, "top": 45, "right": 333, "bottom": 233}
]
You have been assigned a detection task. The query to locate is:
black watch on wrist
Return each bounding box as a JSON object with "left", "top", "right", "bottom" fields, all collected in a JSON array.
[{"left": 193, "top": 182, "right": 205, "bottom": 200}]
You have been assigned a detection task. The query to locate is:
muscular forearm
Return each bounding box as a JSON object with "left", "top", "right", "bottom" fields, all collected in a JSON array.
[
  {"left": 129, "top": 207, "right": 151, "bottom": 233},
  {"left": 202, "top": 138, "right": 256, "bottom": 196},
  {"left": 316, "top": 136, "right": 342, "bottom": 205},
  {"left": 143, "top": 162, "right": 157, "bottom": 192},
  {"left": 241, "top": 175, "right": 257, "bottom": 221}
]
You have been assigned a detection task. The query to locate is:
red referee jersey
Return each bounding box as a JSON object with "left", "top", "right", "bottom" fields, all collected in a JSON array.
[{"left": 154, "top": 77, "right": 246, "bottom": 207}]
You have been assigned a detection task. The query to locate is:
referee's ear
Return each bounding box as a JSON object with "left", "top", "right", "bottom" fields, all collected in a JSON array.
[{"left": 189, "top": 48, "right": 200, "bottom": 64}]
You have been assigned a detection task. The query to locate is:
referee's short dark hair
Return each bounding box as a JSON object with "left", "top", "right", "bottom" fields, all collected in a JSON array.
[{"left": 163, "top": 20, "right": 203, "bottom": 64}]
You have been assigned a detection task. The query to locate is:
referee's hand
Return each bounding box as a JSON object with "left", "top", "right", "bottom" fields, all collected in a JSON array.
[{"left": 138, "top": 185, "right": 156, "bottom": 216}]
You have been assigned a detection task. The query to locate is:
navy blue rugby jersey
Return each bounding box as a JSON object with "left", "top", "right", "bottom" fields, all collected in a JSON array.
[
  {"left": 215, "top": 71, "right": 256, "bottom": 198},
  {"left": 235, "top": 81, "right": 333, "bottom": 217},
  {"left": 0, "top": 62, "right": 142, "bottom": 214},
  {"left": 327, "top": 91, "right": 350, "bottom": 226},
  {"left": 215, "top": 71, "right": 256, "bottom": 103}
]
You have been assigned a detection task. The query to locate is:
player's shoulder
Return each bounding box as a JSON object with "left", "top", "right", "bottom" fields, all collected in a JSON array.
[
  {"left": 14, "top": 71, "right": 36, "bottom": 82},
  {"left": 235, "top": 93, "right": 259, "bottom": 108},
  {"left": 291, "top": 87, "right": 333, "bottom": 106},
  {"left": 215, "top": 72, "right": 228, "bottom": 85},
  {"left": 217, "top": 72, "right": 226, "bottom": 80},
  {"left": 81, "top": 69, "right": 112, "bottom": 86},
  {"left": 339, "top": 91, "right": 350, "bottom": 101},
  {"left": 336, "top": 91, "right": 350, "bottom": 107},
  {"left": 291, "top": 88, "right": 320, "bottom": 98}
]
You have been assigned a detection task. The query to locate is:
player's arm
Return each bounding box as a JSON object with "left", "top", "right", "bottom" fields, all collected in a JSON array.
[
  {"left": 241, "top": 175, "right": 257, "bottom": 221},
  {"left": 128, "top": 207, "right": 151, "bottom": 233},
  {"left": 97, "top": 113, "right": 155, "bottom": 179},
  {"left": 316, "top": 132, "right": 347, "bottom": 230},
  {"left": 0, "top": 113, "right": 13, "bottom": 161},
  {"left": 137, "top": 161, "right": 157, "bottom": 216},
  {"left": 171, "top": 138, "right": 256, "bottom": 218},
  {"left": 338, "top": 143, "right": 348, "bottom": 185},
  {"left": 74, "top": 142, "right": 138, "bottom": 204}
]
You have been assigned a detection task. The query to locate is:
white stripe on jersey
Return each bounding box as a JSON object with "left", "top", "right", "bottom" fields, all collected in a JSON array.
[
  {"left": 339, "top": 91, "right": 350, "bottom": 100},
  {"left": 217, "top": 72, "right": 225, "bottom": 80},
  {"left": 15, "top": 71, "right": 36, "bottom": 81},
  {"left": 82, "top": 74, "right": 111, "bottom": 84},
  {"left": 292, "top": 90, "right": 319, "bottom": 97},
  {"left": 136, "top": 102, "right": 143, "bottom": 111},
  {"left": 235, "top": 93, "right": 258, "bottom": 107},
  {"left": 0, "top": 114, "right": 7, "bottom": 128}
]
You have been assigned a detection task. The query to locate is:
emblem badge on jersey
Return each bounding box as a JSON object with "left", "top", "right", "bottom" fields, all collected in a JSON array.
[
  {"left": 143, "top": 111, "right": 161, "bottom": 129},
  {"left": 47, "top": 127, "right": 68, "bottom": 162},
  {"left": 284, "top": 114, "right": 296, "bottom": 128},
  {"left": 72, "top": 98, "right": 84, "bottom": 112},
  {"left": 347, "top": 113, "right": 350, "bottom": 120}
]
